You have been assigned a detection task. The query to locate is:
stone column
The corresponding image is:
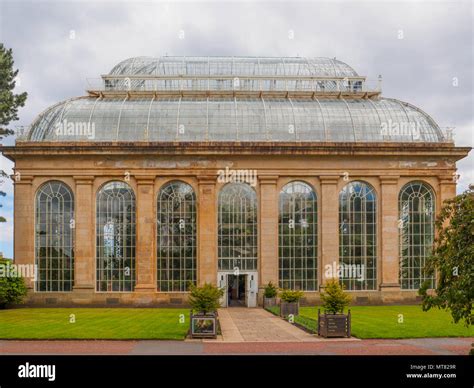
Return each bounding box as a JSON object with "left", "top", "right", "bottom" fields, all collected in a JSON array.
[
  {"left": 320, "top": 176, "right": 340, "bottom": 287},
  {"left": 197, "top": 175, "right": 217, "bottom": 285},
  {"left": 13, "top": 174, "right": 34, "bottom": 289},
  {"left": 379, "top": 176, "right": 401, "bottom": 292},
  {"left": 73, "top": 176, "right": 95, "bottom": 292},
  {"left": 134, "top": 176, "right": 156, "bottom": 292},
  {"left": 259, "top": 176, "right": 279, "bottom": 289}
]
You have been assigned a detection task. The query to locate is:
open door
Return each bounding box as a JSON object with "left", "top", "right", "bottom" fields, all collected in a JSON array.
[
  {"left": 246, "top": 272, "right": 258, "bottom": 307},
  {"left": 218, "top": 273, "right": 227, "bottom": 307}
]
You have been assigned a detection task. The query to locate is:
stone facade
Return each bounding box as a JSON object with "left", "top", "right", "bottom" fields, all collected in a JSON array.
[{"left": 1, "top": 141, "right": 469, "bottom": 307}]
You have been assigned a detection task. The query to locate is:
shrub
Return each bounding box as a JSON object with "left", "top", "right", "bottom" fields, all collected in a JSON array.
[
  {"left": 188, "top": 282, "right": 224, "bottom": 315},
  {"left": 279, "top": 289, "right": 304, "bottom": 303},
  {"left": 320, "top": 278, "right": 351, "bottom": 314},
  {"left": 264, "top": 281, "right": 278, "bottom": 298},
  {"left": 0, "top": 260, "right": 28, "bottom": 308}
]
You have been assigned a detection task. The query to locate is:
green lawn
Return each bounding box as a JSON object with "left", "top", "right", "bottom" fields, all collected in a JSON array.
[
  {"left": 0, "top": 308, "right": 190, "bottom": 340},
  {"left": 267, "top": 305, "right": 474, "bottom": 339}
]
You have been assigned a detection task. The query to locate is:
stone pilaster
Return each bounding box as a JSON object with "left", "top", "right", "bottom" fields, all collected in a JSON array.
[
  {"left": 438, "top": 175, "right": 457, "bottom": 214},
  {"left": 73, "top": 176, "right": 95, "bottom": 291},
  {"left": 320, "top": 176, "right": 339, "bottom": 287},
  {"left": 197, "top": 175, "right": 217, "bottom": 285},
  {"left": 379, "top": 176, "right": 401, "bottom": 291},
  {"left": 13, "top": 174, "right": 34, "bottom": 289},
  {"left": 134, "top": 176, "right": 156, "bottom": 292},
  {"left": 258, "top": 176, "right": 279, "bottom": 288}
]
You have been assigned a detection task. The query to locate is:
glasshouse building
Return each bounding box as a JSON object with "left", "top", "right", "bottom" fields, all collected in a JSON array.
[{"left": 1, "top": 56, "right": 470, "bottom": 307}]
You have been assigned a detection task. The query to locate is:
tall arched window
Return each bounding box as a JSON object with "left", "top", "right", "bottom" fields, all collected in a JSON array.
[
  {"left": 399, "top": 182, "right": 435, "bottom": 290},
  {"left": 279, "top": 181, "right": 317, "bottom": 290},
  {"left": 339, "top": 181, "right": 377, "bottom": 290},
  {"left": 96, "top": 181, "right": 135, "bottom": 292},
  {"left": 157, "top": 181, "right": 196, "bottom": 292},
  {"left": 218, "top": 183, "right": 257, "bottom": 271},
  {"left": 35, "top": 181, "right": 74, "bottom": 292}
]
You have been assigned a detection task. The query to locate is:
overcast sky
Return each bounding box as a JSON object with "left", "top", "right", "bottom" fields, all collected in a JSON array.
[{"left": 0, "top": 0, "right": 472, "bottom": 258}]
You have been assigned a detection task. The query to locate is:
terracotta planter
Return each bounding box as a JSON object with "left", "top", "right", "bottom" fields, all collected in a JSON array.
[{"left": 318, "top": 309, "right": 351, "bottom": 338}]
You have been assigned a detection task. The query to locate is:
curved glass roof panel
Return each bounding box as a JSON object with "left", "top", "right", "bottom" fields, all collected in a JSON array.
[
  {"left": 104, "top": 57, "right": 362, "bottom": 93},
  {"left": 109, "top": 56, "right": 359, "bottom": 78},
  {"left": 27, "top": 97, "right": 444, "bottom": 143}
]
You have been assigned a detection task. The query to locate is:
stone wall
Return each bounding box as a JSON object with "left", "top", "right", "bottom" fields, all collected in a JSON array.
[{"left": 3, "top": 142, "right": 467, "bottom": 306}]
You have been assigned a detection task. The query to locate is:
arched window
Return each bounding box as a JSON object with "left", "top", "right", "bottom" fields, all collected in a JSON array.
[
  {"left": 399, "top": 182, "right": 435, "bottom": 290},
  {"left": 279, "top": 181, "right": 318, "bottom": 290},
  {"left": 339, "top": 181, "right": 377, "bottom": 290},
  {"left": 96, "top": 181, "right": 135, "bottom": 292},
  {"left": 218, "top": 183, "right": 257, "bottom": 271},
  {"left": 157, "top": 181, "right": 196, "bottom": 292},
  {"left": 35, "top": 181, "right": 74, "bottom": 292}
]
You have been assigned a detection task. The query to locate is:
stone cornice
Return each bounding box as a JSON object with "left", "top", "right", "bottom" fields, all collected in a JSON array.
[{"left": 1, "top": 142, "right": 471, "bottom": 162}]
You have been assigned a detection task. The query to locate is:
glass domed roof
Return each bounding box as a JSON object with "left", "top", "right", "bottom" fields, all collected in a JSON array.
[
  {"left": 27, "top": 96, "right": 444, "bottom": 143},
  {"left": 23, "top": 56, "right": 447, "bottom": 144},
  {"left": 109, "top": 56, "right": 359, "bottom": 78}
]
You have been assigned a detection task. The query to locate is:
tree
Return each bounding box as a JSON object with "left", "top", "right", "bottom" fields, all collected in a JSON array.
[
  {"left": 188, "top": 283, "right": 223, "bottom": 314},
  {"left": 0, "top": 259, "right": 28, "bottom": 308},
  {"left": 419, "top": 186, "right": 474, "bottom": 327},
  {"left": 0, "top": 44, "right": 27, "bottom": 222},
  {"left": 320, "top": 278, "right": 351, "bottom": 314},
  {"left": 263, "top": 281, "right": 278, "bottom": 298}
]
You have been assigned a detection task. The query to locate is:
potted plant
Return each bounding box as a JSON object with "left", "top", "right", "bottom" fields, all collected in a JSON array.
[
  {"left": 318, "top": 278, "right": 352, "bottom": 338},
  {"left": 263, "top": 281, "right": 278, "bottom": 308},
  {"left": 279, "top": 289, "right": 304, "bottom": 317},
  {"left": 188, "top": 282, "right": 224, "bottom": 339}
]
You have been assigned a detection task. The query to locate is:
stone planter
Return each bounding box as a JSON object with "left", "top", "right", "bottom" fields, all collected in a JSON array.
[
  {"left": 280, "top": 301, "right": 299, "bottom": 317},
  {"left": 318, "top": 309, "right": 351, "bottom": 338},
  {"left": 263, "top": 297, "right": 277, "bottom": 308},
  {"left": 190, "top": 310, "right": 218, "bottom": 339}
]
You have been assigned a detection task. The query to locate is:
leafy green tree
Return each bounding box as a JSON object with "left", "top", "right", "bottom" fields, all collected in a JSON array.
[
  {"left": 0, "top": 44, "right": 27, "bottom": 222},
  {"left": 0, "top": 259, "right": 28, "bottom": 308},
  {"left": 320, "top": 278, "right": 351, "bottom": 314},
  {"left": 188, "top": 283, "right": 223, "bottom": 314},
  {"left": 419, "top": 186, "right": 474, "bottom": 327}
]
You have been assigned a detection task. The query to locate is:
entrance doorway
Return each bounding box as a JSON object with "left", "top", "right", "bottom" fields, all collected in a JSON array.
[
  {"left": 217, "top": 271, "right": 258, "bottom": 307},
  {"left": 227, "top": 274, "right": 246, "bottom": 307}
]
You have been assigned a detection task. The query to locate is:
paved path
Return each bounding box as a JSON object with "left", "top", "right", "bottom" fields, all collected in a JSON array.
[
  {"left": 215, "top": 307, "right": 356, "bottom": 342},
  {"left": 0, "top": 338, "right": 471, "bottom": 355}
]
